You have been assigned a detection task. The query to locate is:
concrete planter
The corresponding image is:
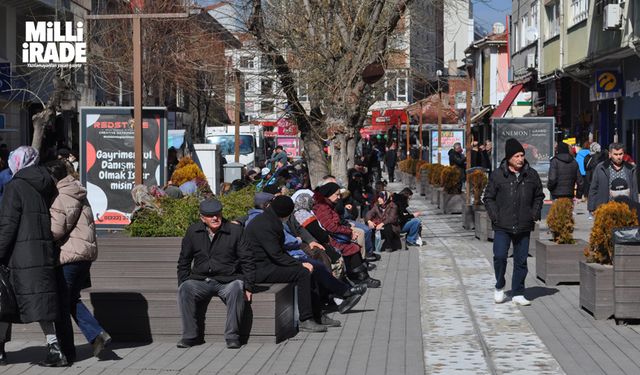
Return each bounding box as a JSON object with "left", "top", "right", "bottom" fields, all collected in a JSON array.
[
  {"left": 463, "top": 204, "right": 477, "bottom": 230},
  {"left": 430, "top": 186, "right": 440, "bottom": 205},
  {"left": 614, "top": 243, "right": 640, "bottom": 320},
  {"left": 536, "top": 239, "right": 587, "bottom": 286},
  {"left": 408, "top": 175, "right": 416, "bottom": 189},
  {"left": 436, "top": 188, "right": 444, "bottom": 208},
  {"left": 580, "top": 261, "right": 614, "bottom": 320},
  {"left": 474, "top": 209, "right": 493, "bottom": 241},
  {"left": 441, "top": 192, "right": 464, "bottom": 214},
  {"left": 419, "top": 172, "right": 429, "bottom": 196}
]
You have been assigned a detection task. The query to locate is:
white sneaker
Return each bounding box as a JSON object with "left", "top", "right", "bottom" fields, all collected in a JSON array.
[
  {"left": 512, "top": 295, "right": 531, "bottom": 306},
  {"left": 494, "top": 289, "right": 506, "bottom": 304}
]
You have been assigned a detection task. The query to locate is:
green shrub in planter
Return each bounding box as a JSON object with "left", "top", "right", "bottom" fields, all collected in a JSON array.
[
  {"left": 546, "top": 198, "right": 575, "bottom": 244},
  {"left": 126, "top": 187, "right": 256, "bottom": 237},
  {"left": 126, "top": 195, "right": 200, "bottom": 237}
]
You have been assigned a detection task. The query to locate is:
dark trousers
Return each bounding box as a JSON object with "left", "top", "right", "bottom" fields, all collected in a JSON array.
[
  {"left": 305, "top": 259, "right": 349, "bottom": 297},
  {"left": 386, "top": 165, "right": 395, "bottom": 182},
  {"left": 493, "top": 230, "right": 530, "bottom": 296},
  {"left": 63, "top": 261, "right": 104, "bottom": 343},
  {"left": 343, "top": 252, "right": 364, "bottom": 273},
  {"left": 380, "top": 224, "right": 402, "bottom": 251},
  {"left": 256, "top": 264, "right": 319, "bottom": 321},
  {"left": 178, "top": 279, "right": 245, "bottom": 342}
]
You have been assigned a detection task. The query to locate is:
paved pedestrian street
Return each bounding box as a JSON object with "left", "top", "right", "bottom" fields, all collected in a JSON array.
[{"left": 5, "top": 183, "right": 640, "bottom": 374}]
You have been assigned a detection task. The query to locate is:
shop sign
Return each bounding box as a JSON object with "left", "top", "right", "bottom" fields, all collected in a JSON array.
[
  {"left": 626, "top": 78, "right": 640, "bottom": 97},
  {"left": 595, "top": 70, "right": 622, "bottom": 93}
]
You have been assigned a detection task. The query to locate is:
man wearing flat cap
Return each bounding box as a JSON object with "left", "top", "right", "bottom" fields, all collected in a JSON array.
[
  {"left": 177, "top": 199, "right": 255, "bottom": 349},
  {"left": 483, "top": 138, "right": 544, "bottom": 307}
]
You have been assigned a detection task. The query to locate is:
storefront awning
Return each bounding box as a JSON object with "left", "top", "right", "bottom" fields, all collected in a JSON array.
[
  {"left": 470, "top": 106, "right": 493, "bottom": 124},
  {"left": 491, "top": 84, "right": 523, "bottom": 119}
]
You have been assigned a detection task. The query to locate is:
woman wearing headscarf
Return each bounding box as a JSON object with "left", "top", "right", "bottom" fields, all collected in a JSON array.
[
  {"left": 0, "top": 146, "right": 71, "bottom": 367},
  {"left": 365, "top": 191, "right": 402, "bottom": 252},
  {"left": 313, "top": 183, "right": 381, "bottom": 288},
  {"left": 130, "top": 184, "right": 160, "bottom": 223},
  {"left": 47, "top": 160, "right": 111, "bottom": 358}
]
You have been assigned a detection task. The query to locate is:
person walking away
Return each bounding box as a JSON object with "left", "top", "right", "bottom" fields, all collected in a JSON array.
[
  {"left": 483, "top": 139, "right": 544, "bottom": 306},
  {"left": 575, "top": 142, "right": 590, "bottom": 199},
  {"left": 177, "top": 199, "right": 254, "bottom": 349},
  {"left": 480, "top": 140, "right": 493, "bottom": 171},
  {"left": 47, "top": 161, "right": 112, "bottom": 358},
  {"left": 548, "top": 142, "right": 583, "bottom": 200},
  {"left": 588, "top": 142, "right": 639, "bottom": 217},
  {"left": 583, "top": 142, "right": 607, "bottom": 206},
  {"left": 448, "top": 142, "right": 466, "bottom": 189},
  {"left": 0, "top": 146, "right": 70, "bottom": 367},
  {"left": 385, "top": 142, "right": 398, "bottom": 182}
]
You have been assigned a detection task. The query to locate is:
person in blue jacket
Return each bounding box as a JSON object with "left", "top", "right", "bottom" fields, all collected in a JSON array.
[{"left": 575, "top": 142, "right": 590, "bottom": 199}]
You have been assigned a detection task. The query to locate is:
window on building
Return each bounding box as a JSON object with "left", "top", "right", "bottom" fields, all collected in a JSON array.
[
  {"left": 529, "top": 2, "right": 538, "bottom": 44},
  {"left": 244, "top": 81, "right": 251, "bottom": 91},
  {"left": 520, "top": 14, "right": 527, "bottom": 50},
  {"left": 261, "top": 79, "right": 272, "bottom": 95},
  {"left": 261, "top": 100, "right": 274, "bottom": 113},
  {"left": 397, "top": 77, "right": 408, "bottom": 101},
  {"left": 513, "top": 21, "right": 519, "bottom": 54},
  {"left": 545, "top": 2, "right": 560, "bottom": 40},
  {"left": 298, "top": 83, "right": 308, "bottom": 102},
  {"left": 569, "top": 0, "right": 589, "bottom": 26},
  {"left": 240, "top": 56, "right": 254, "bottom": 69}
]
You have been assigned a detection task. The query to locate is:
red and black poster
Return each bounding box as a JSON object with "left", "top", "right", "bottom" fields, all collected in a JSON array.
[{"left": 80, "top": 107, "right": 167, "bottom": 228}]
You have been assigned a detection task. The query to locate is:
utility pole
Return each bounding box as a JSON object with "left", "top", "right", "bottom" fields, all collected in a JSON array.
[
  {"left": 437, "top": 69, "right": 443, "bottom": 164},
  {"left": 465, "top": 63, "right": 473, "bottom": 205},
  {"left": 86, "top": 8, "right": 189, "bottom": 185},
  {"left": 234, "top": 70, "right": 241, "bottom": 163},
  {"left": 418, "top": 102, "right": 423, "bottom": 161}
]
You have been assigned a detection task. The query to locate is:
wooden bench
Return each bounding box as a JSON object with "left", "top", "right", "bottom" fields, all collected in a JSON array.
[{"left": 13, "top": 235, "right": 297, "bottom": 344}]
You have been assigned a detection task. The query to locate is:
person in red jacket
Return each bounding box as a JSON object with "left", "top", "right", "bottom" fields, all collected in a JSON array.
[{"left": 313, "top": 183, "right": 381, "bottom": 288}]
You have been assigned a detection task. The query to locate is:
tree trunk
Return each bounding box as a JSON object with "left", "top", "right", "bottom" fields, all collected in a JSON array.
[
  {"left": 346, "top": 134, "right": 356, "bottom": 169},
  {"left": 330, "top": 133, "right": 349, "bottom": 186},
  {"left": 31, "top": 108, "right": 53, "bottom": 152},
  {"left": 303, "top": 134, "right": 329, "bottom": 188}
]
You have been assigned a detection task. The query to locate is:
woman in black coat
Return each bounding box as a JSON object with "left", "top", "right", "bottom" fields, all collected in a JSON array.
[
  {"left": 0, "top": 146, "right": 72, "bottom": 367},
  {"left": 548, "top": 142, "right": 583, "bottom": 200}
]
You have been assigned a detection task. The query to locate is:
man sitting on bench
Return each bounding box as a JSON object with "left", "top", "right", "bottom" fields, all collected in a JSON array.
[{"left": 177, "top": 199, "right": 254, "bottom": 349}]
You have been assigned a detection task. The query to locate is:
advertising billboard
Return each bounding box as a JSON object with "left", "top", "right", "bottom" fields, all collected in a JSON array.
[
  {"left": 430, "top": 129, "right": 465, "bottom": 165},
  {"left": 80, "top": 107, "right": 167, "bottom": 228},
  {"left": 492, "top": 117, "right": 555, "bottom": 181},
  {"left": 277, "top": 137, "right": 301, "bottom": 157}
]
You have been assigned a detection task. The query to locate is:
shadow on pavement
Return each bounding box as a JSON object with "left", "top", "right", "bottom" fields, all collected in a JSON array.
[{"left": 525, "top": 286, "right": 559, "bottom": 301}]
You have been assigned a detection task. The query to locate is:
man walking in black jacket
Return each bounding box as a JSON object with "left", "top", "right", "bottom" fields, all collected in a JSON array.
[
  {"left": 548, "top": 142, "right": 583, "bottom": 199},
  {"left": 385, "top": 142, "right": 398, "bottom": 182},
  {"left": 177, "top": 199, "right": 255, "bottom": 349},
  {"left": 483, "top": 139, "right": 544, "bottom": 306}
]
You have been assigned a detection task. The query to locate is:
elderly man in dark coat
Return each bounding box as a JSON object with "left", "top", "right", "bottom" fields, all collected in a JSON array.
[
  {"left": 0, "top": 146, "right": 72, "bottom": 367},
  {"left": 483, "top": 139, "right": 544, "bottom": 307},
  {"left": 177, "top": 199, "right": 254, "bottom": 350},
  {"left": 242, "top": 196, "right": 329, "bottom": 332}
]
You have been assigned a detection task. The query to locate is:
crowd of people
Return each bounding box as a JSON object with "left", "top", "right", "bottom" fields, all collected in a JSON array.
[{"left": 176, "top": 141, "right": 424, "bottom": 349}]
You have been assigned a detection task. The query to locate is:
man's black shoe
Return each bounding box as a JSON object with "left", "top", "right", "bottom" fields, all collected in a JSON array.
[
  {"left": 0, "top": 348, "right": 7, "bottom": 366},
  {"left": 176, "top": 338, "right": 204, "bottom": 348},
  {"left": 226, "top": 339, "right": 242, "bottom": 349},
  {"left": 361, "top": 277, "right": 381, "bottom": 288},
  {"left": 38, "top": 343, "right": 69, "bottom": 367},
  {"left": 365, "top": 253, "right": 381, "bottom": 262},
  {"left": 343, "top": 284, "right": 367, "bottom": 298},
  {"left": 93, "top": 331, "right": 112, "bottom": 358},
  {"left": 319, "top": 314, "right": 342, "bottom": 327},
  {"left": 365, "top": 262, "right": 377, "bottom": 271},
  {"left": 299, "top": 319, "right": 327, "bottom": 332},
  {"left": 338, "top": 294, "right": 362, "bottom": 314}
]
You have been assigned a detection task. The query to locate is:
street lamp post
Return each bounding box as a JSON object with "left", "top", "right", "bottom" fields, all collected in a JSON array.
[
  {"left": 465, "top": 58, "right": 474, "bottom": 205},
  {"left": 437, "top": 69, "right": 442, "bottom": 164}
]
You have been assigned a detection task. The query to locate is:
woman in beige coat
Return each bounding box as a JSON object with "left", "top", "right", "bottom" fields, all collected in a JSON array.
[{"left": 47, "top": 160, "right": 111, "bottom": 358}]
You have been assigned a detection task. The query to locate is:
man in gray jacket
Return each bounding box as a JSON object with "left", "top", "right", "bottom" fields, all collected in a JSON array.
[{"left": 588, "top": 142, "right": 638, "bottom": 215}]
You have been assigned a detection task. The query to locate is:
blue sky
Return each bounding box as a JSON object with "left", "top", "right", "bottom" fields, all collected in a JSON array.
[{"left": 474, "top": 0, "right": 511, "bottom": 32}]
